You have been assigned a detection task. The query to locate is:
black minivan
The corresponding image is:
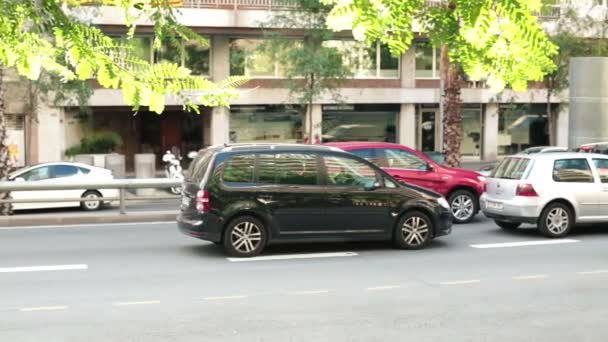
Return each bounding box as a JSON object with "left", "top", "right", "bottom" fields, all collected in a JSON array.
[{"left": 178, "top": 144, "right": 452, "bottom": 257}]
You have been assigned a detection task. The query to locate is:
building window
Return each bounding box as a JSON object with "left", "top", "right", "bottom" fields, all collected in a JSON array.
[
  {"left": 322, "top": 104, "right": 398, "bottom": 143},
  {"left": 229, "top": 39, "right": 296, "bottom": 78},
  {"left": 229, "top": 105, "right": 303, "bottom": 143},
  {"left": 112, "top": 35, "right": 210, "bottom": 76},
  {"left": 415, "top": 42, "right": 440, "bottom": 79},
  {"left": 498, "top": 104, "right": 549, "bottom": 155},
  {"left": 323, "top": 40, "right": 399, "bottom": 78}
]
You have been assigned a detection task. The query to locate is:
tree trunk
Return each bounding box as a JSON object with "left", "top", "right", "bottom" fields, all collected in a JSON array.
[
  {"left": 441, "top": 45, "right": 462, "bottom": 167},
  {"left": 0, "top": 68, "right": 14, "bottom": 215}
]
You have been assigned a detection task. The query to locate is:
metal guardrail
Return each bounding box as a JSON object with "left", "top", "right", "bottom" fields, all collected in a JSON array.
[{"left": 0, "top": 178, "right": 182, "bottom": 215}]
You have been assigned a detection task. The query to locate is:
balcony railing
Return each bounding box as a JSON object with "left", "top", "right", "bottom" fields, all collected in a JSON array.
[{"left": 179, "top": 0, "right": 562, "bottom": 19}]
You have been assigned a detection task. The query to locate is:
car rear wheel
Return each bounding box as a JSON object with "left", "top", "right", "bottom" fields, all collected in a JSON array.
[
  {"left": 538, "top": 203, "right": 573, "bottom": 238},
  {"left": 81, "top": 191, "right": 102, "bottom": 211},
  {"left": 394, "top": 211, "right": 433, "bottom": 250},
  {"left": 448, "top": 190, "right": 478, "bottom": 224},
  {"left": 494, "top": 220, "right": 521, "bottom": 231},
  {"left": 223, "top": 216, "right": 268, "bottom": 257}
]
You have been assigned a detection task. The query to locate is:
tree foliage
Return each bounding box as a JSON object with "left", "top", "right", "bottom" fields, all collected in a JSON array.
[
  {"left": 325, "top": 0, "right": 558, "bottom": 93},
  {"left": 261, "top": 0, "right": 352, "bottom": 141},
  {"left": 0, "top": 0, "right": 248, "bottom": 114}
]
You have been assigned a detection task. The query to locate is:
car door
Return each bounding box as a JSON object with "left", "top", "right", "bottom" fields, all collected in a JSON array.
[
  {"left": 321, "top": 154, "right": 395, "bottom": 234},
  {"left": 10, "top": 165, "right": 55, "bottom": 210},
  {"left": 49, "top": 165, "right": 85, "bottom": 207},
  {"left": 379, "top": 148, "right": 443, "bottom": 192},
  {"left": 591, "top": 158, "right": 608, "bottom": 221},
  {"left": 254, "top": 152, "right": 326, "bottom": 236},
  {"left": 552, "top": 158, "right": 601, "bottom": 219}
]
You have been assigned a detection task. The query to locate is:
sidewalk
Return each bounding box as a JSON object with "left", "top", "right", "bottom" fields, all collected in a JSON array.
[{"left": 0, "top": 210, "right": 178, "bottom": 227}]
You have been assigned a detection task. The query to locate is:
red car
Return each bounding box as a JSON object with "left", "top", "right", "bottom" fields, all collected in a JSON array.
[{"left": 325, "top": 142, "right": 486, "bottom": 224}]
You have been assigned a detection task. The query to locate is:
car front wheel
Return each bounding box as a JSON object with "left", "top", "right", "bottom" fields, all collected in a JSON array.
[
  {"left": 81, "top": 190, "right": 103, "bottom": 211},
  {"left": 223, "top": 216, "right": 268, "bottom": 257},
  {"left": 394, "top": 211, "right": 433, "bottom": 250},
  {"left": 448, "top": 190, "right": 478, "bottom": 224}
]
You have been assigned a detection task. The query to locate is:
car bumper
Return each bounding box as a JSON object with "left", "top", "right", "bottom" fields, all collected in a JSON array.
[
  {"left": 433, "top": 208, "right": 453, "bottom": 237},
  {"left": 479, "top": 193, "right": 540, "bottom": 223},
  {"left": 177, "top": 212, "right": 222, "bottom": 243}
]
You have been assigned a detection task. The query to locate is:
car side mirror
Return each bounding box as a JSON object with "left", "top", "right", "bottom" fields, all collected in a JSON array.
[
  {"left": 425, "top": 163, "right": 434, "bottom": 172},
  {"left": 365, "top": 181, "right": 382, "bottom": 191}
]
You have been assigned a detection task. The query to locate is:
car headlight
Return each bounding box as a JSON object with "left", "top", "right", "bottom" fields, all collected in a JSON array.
[{"left": 437, "top": 197, "right": 450, "bottom": 209}]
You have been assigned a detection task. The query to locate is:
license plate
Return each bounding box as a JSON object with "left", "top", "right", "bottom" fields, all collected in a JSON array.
[
  {"left": 486, "top": 201, "right": 504, "bottom": 210},
  {"left": 182, "top": 196, "right": 190, "bottom": 207}
]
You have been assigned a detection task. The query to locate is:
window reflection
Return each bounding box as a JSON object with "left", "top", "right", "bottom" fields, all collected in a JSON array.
[
  {"left": 322, "top": 105, "right": 398, "bottom": 143},
  {"left": 230, "top": 106, "right": 303, "bottom": 143},
  {"left": 499, "top": 105, "right": 549, "bottom": 155},
  {"left": 324, "top": 156, "right": 377, "bottom": 187}
]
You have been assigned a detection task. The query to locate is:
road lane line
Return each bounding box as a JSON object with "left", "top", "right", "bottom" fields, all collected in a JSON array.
[
  {"left": 203, "top": 295, "right": 248, "bottom": 301},
  {"left": 288, "top": 290, "right": 330, "bottom": 295},
  {"left": 512, "top": 274, "right": 548, "bottom": 280},
  {"left": 227, "top": 252, "right": 357, "bottom": 262},
  {"left": 0, "top": 264, "right": 88, "bottom": 273},
  {"left": 578, "top": 270, "right": 608, "bottom": 275},
  {"left": 112, "top": 300, "right": 161, "bottom": 306},
  {"left": 20, "top": 306, "right": 67, "bottom": 312},
  {"left": 440, "top": 280, "right": 481, "bottom": 286},
  {"left": 470, "top": 239, "right": 579, "bottom": 249},
  {"left": 0, "top": 221, "right": 175, "bottom": 230},
  {"left": 366, "top": 285, "right": 401, "bottom": 291}
]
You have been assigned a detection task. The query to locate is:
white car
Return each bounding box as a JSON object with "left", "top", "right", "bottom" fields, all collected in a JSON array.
[
  {"left": 481, "top": 153, "right": 608, "bottom": 238},
  {"left": 7, "top": 162, "right": 119, "bottom": 211}
]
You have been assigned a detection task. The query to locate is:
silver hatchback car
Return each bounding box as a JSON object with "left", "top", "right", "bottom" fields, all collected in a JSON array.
[{"left": 480, "top": 153, "right": 608, "bottom": 238}]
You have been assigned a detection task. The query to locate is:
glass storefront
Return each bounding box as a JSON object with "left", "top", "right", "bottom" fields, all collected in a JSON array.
[
  {"left": 229, "top": 105, "right": 304, "bottom": 143},
  {"left": 498, "top": 104, "right": 549, "bottom": 155},
  {"left": 461, "top": 105, "right": 483, "bottom": 157},
  {"left": 322, "top": 104, "right": 398, "bottom": 143}
]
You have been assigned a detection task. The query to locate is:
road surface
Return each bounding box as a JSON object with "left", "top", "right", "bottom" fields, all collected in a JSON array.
[{"left": 1, "top": 217, "right": 608, "bottom": 341}]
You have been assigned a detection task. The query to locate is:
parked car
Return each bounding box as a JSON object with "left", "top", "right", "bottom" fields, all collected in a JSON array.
[
  {"left": 481, "top": 153, "right": 608, "bottom": 238},
  {"left": 325, "top": 142, "right": 485, "bottom": 224},
  {"left": 178, "top": 143, "right": 452, "bottom": 257},
  {"left": 7, "top": 162, "right": 118, "bottom": 211},
  {"left": 576, "top": 142, "right": 608, "bottom": 154}
]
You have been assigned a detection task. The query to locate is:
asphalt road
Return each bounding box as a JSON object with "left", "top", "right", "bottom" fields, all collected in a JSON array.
[
  {"left": 12, "top": 198, "right": 180, "bottom": 216},
  {"left": 2, "top": 216, "right": 608, "bottom": 341}
]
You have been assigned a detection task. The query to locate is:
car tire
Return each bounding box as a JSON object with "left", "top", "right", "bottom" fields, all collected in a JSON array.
[
  {"left": 223, "top": 216, "right": 268, "bottom": 257},
  {"left": 81, "top": 190, "right": 103, "bottom": 211},
  {"left": 538, "top": 202, "right": 573, "bottom": 238},
  {"left": 394, "top": 211, "right": 433, "bottom": 250},
  {"left": 494, "top": 220, "right": 521, "bottom": 231},
  {"left": 448, "top": 190, "right": 478, "bottom": 224}
]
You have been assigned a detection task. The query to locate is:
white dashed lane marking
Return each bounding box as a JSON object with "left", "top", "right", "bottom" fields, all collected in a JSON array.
[
  {"left": 288, "top": 290, "right": 330, "bottom": 295},
  {"left": 0, "top": 264, "right": 88, "bottom": 273},
  {"left": 366, "top": 285, "right": 401, "bottom": 291},
  {"left": 470, "top": 239, "right": 579, "bottom": 249},
  {"left": 578, "top": 270, "right": 608, "bottom": 275},
  {"left": 203, "top": 295, "right": 248, "bottom": 301},
  {"left": 20, "top": 306, "right": 67, "bottom": 312},
  {"left": 112, "top": 300, "right": 161, "bottom": 306},
  {"left": 227, "top": 252, "right": 358, "bottom": 262},
  {"left": 512, "top": 274, "right": 548, "bottom": 280},
  {"left": 439, "top": 280, "right": 481, "bottom": 286}
]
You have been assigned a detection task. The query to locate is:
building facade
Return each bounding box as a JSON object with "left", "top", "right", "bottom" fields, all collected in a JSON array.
[{"left": 9, "top": 0, "right": 605, "bottom": 169}]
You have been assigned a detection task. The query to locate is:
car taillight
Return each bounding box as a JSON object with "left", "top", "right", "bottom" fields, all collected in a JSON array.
[
  {"left": 196, "top": 190, "right": 211, "bottom": 213},
  {"left": 516, "top": 183, "right": 538, "bottom": 197}
]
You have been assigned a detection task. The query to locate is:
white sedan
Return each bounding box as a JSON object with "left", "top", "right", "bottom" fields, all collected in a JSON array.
[{"left": 7, "top": 162, "right": 119, "bottom": 211}]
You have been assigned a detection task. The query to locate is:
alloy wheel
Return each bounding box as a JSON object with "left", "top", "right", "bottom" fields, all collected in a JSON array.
[
  {"left": 230, "top": 221, "right": 262, "bottom": 254},
  {"left": 401, "top": 216, "right": 430, "bottom": 247},
  {"left": 546, "top": 207, "right": 569, "bottom": 235},
  {"left": 451, "top": 195, "right": 474, "bottom": 221},
  {"left": 83, "top": 193, "right": 101, "bottom": 210}
]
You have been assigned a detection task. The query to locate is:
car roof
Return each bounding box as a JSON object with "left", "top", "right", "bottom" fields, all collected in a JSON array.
[
  {"left": 323, "top": 141, "right": 405, "bottom": 149},
  {"left": 207, "top": 143, "right": 343, "bottom": 153},
  {"left": 513, "top": 152, "right": 608, "bottom": 160}
]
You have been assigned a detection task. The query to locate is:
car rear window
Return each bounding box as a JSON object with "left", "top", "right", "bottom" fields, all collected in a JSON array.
[
  {"left": 491, "top": 157, "right": 531, "bottom": 180},
  {"left": 188, "top": 149, "right": 214, "bottom": 184}
]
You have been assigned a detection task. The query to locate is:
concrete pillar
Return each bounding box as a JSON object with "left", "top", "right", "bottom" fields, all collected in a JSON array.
[
  {"left": 397, "top": 104, "right": 416, "bottom": 147},
  {"left": 211, "top": 107, "right": 230, "bottom": 145},
  {"left": 134, "top": 153, "right": 156, "bottom": 195},
  {"left": 105, "top": 154, "right": 126, "bottom": 179},
  {"left": 555, "top": 104, "right": 569, "bottom": 148},
  {"left": 36, "top": 105, "right": 65, "bottom": 163},
  {"left": 569, "top": 57, "right": 608, "bottom": 147},
  {"left": 209, "top": 35, "right": 231, "bottom": 145},
  {"left": 305, "top": 104, "right": 322, "bottom": 142},
  {"left": 483, "top": 103, "right": 499, "bottom": 161},
  {"left": 400, "top": 47, "right": 416, "bottom": 88}
]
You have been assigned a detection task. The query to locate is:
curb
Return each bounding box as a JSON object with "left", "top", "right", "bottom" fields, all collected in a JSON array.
[{"left": 0, "top": 211, "right": 178, "bottom": 227}]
